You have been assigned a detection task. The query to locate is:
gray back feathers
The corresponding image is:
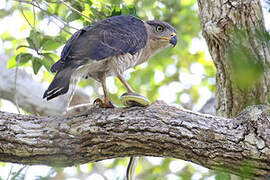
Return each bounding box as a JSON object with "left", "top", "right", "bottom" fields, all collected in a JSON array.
[{"left": 44, "top": 15, "right": 148, "bottom": 100}]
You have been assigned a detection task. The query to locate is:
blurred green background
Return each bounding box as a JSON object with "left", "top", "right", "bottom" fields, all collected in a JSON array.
[{"left": 0, "top": 0, "right": 227, "bottom": 179}]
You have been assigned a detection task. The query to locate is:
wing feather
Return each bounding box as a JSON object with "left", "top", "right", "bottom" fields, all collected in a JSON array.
[{"left": 51, "top": 15, "right": 147, "bottom": 73}]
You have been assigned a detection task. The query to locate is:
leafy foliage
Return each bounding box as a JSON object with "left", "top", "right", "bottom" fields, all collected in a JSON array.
[{"left": 0, "top": 0, "right": 219, "bottom": 179}]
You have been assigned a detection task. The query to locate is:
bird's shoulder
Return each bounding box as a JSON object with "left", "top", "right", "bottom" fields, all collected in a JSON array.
[
  {"left": 64, "top": 15, "right": 148, "bottom": 61},
  {"left": 60, "top": 25, "right": 93, "bottom": 60},
  {"left": 50, "top": 25, "right": 93, "bottom": 73}
]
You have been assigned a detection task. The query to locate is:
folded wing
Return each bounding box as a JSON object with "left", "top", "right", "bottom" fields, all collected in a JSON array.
[{"left": 44, "top": 15, "right": 148, "bottom": 100}]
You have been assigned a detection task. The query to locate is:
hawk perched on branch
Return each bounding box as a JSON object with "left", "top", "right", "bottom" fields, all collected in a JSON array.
[{"left": 43, "top": 15, "right": 177, "bottom": 107}]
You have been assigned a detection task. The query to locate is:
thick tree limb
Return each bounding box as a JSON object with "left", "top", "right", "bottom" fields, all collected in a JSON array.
[
  {"left": 0, "top": 55, "right": 89, "bottom": 116},
  {"left": 0, "top": 101, "right": 270, "bottom": 179}
]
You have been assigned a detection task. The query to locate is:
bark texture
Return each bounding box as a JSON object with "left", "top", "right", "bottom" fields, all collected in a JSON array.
[
  {"left": 198, "top": 0, "right": 270, "bottom": 117},
  {"left": 0, "top": 101, "right": 270, "bottom": 179},
  {"left": 1, "top": 1, "right": 270, "bottom": 179},
  {"left": 0, "top": 54, "right": 89, "bottom": 116}
]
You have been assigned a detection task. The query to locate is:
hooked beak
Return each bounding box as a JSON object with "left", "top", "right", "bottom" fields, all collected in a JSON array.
[
  {"left": 170, "top": 35, "right": 177, "bottom": 47},
  {"left": 159, "top": 32, "right": 177, "bottom": 47}
]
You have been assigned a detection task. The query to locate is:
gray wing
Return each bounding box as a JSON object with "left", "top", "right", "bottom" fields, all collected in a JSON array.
[
  {"left": 50, "top": 25, "right": 92, "bottom": 73},
  {"left": 51, "top": 15, "right": 147, "bottom": 73}
]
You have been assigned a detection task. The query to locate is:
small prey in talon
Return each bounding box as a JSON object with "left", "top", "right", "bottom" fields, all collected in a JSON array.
[
  {"left": 120, "top": 92, "right": 150, "bottom": 107},
  {"left": 43, "top": 15, "right": 177, "bottom": 108}
]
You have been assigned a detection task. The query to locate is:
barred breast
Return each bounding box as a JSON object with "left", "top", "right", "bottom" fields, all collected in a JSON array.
[
  {"left": 73, "top": 50, "right": 144, "bottom": 82},
  {"left": 110, "top": 50, "right": 143, "bottom": 75}
]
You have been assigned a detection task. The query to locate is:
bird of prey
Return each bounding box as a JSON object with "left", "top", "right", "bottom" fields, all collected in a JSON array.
[{"left": 43, "top": 15, "right": 177, "bottom": 107}]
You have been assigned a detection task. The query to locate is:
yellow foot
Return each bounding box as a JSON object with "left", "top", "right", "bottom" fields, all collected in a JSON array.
[
  {"left": 120, "top": 92, "right": 150, "bottom": 107},
  {"left": 94, "top": 98, "right": 115, "bottom": 108}
]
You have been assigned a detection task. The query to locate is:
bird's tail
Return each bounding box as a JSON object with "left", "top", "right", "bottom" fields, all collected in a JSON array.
[{"left": 43, "top": 67, "right": 75, "bottom": 101}]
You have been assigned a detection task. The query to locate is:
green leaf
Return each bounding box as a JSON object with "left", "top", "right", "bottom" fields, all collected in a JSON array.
[
  {"left": 128, "top": 5, "right": 136, "bottom": 16},
  {"left": 55, "top": 35, "right": 66, "bottom": 43},
  {"left": 6, "top": 53, "right": 32, "bottom": 69},
  {"left": 42, "top": 39, "right": 62, "bottom": 51},
  {"left": 7, "top": 56, "right": 17, "bottom": 69},
  {"left": 29, "top": 29, "right": 42, "bottom": 49},
  {"left": 47, "top": 5, "right": 55, "bottom": 14},
  {"left": 42, "top": 52, "right": 59, "bottom": 61},
  {"left": 16, "top": 45, "right": 30, "bottom": 50},
  {"left": 121, "top": 5, "right": 130, "bottom": 15},
  {"left": 42, "top": 54, "right": 55, "bottom": 71},
  {"left": 22, "top": 10, "right": 34, "bottom": 26},
  {"left": 26, "top": 37, "right": 35, "bottom": 49},
  {"left": 111, "top": 6, "right": 121, "bottom": 16},
  {"left": 86, "top": 0, "right": 92, "bottom": 6},
  {"left": 42, "top": 58, "right": 53, "bottom": 71},
  {"left": 16, "top": 53, "right": 32, "bottom": 64},
  {"left": 16, "top": 53, "right": 32, "bottom": 66},
  {"left": 66, "top": 12, "right": 80, "bottom": 22},
  {"left": 32, "top": 57, "right": 42, "bottom": 74},
  {"left": 72, "top": 1, "right": 84, "bottom": 11}
]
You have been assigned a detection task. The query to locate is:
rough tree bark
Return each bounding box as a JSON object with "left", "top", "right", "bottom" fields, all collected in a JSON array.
[
  {"left": 198, "top": 0, "right": 270, "bottom": 117},
  {"left": 0, "top": 0, "right": 270, "bottom": 179},
  {"left": 0, "top": 101, "right": 270, "bottom": 179}
]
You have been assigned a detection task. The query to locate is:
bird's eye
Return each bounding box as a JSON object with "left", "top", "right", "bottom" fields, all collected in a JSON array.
[{"left": 156, "top": 25, "right": 164, "bottom": 32}]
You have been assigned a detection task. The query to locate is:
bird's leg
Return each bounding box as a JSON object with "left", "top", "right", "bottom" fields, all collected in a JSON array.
[
  {"left": 63, "top": 78, "right": 79, "bottom": 115},
  {"left": 67, "top": 78, "right": 79, "bottom": 108},
  {"left": 101, "top": 78, "right": 113, "bottom": 107},
  {"left": 117, "top": 74, "right": 150, "bottom": 107},
  {"left": 117, "top": 74, "right": 135, "bottom": 93},
  {"left": 94, "top": 76, "right": 114, "bottom": 108}
]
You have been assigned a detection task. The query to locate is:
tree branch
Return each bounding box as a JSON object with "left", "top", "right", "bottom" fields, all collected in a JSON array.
[
  {"left": 15, "top": 0, "right": 79, "bottom": 33},
  {"left": 0, "top": 101, "right": 270, "bottom": 179},
  {"left": 58, "top": 0, "right": 97, "bottom": 23}
]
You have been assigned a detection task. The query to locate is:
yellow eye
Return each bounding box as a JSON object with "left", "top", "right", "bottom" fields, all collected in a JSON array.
[{"left": 156, "top": 25, "right": 164, "bottom": 32}]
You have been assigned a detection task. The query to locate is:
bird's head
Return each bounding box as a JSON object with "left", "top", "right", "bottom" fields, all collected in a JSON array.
[{"left": 146, "top": 20, "right": 177, "bottom": 50}]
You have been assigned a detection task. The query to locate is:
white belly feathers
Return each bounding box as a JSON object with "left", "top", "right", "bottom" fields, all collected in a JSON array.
[
  {"left": 111, "top": 50, "right": 143, "bottom": 75},
  {"left": 73, "top": 50, "right": 143, "bottom": 80}
]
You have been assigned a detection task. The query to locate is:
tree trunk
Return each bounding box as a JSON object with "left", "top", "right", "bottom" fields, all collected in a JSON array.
[
  {"left": 1, "top": 0, "right": 270, "bottom": 179},
  {"left": 0, "top": 101, "right": 270, "bottom": 179},
  {"left": 198, "top": 0, "right": 270, "bottom": 117}
]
